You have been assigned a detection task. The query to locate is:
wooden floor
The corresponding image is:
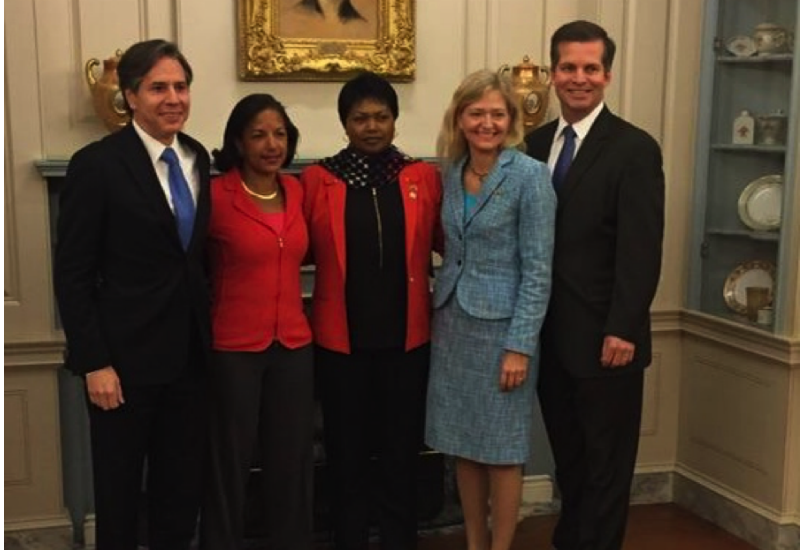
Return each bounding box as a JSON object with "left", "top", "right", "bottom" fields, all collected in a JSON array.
[
  {"left": 1, "top": 503, "right": 760, "bottom": 550},
  {"left": 411, "top": 504, "right": 758, "bottom": 550}
]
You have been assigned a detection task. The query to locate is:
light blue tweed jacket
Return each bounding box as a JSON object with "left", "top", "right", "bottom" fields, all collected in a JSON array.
[{"left": 433, "top": 148, "right": 556, "bottom": 356}]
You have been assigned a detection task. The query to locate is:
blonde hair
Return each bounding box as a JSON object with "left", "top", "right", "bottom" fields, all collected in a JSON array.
[{"left": 436, "top": 69, "right": 524, "bottom": 166}]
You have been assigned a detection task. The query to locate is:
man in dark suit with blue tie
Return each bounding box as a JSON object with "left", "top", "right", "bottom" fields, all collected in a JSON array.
[
  {"left": 54, "top": 39, "right": 211, "bottom": 550},
  {"left": 525, "top": 21, "right": 665, "bottom": 550}
]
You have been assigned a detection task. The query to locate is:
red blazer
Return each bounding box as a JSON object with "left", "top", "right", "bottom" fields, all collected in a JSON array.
[
  {"left": 301, "top": 161, "right": 443, "bottom": 354},
  {"left": 208, "top": 169, "right": 311, "bottom": 351}
]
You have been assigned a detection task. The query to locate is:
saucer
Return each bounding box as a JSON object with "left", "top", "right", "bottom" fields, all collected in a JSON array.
[
  {"left": 723, "top": 260, "right": 775, "bottom": 315},
  {"left": 737, "top": 175, "right": 782, "bottom": 231},
  {"left": 726, "top": 35, "right": 757, "bottom": 57}
]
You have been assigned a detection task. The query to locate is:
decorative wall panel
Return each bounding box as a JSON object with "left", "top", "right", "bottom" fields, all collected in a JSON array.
[
  {"left": 681, "top": 336, "right": 790, "bottom": 511},
  {"left": 4, "top": 366, "right": 68, "bottom": 528},
  {"left": 4, "top": 391, "right": 32, "bottom": 486}
]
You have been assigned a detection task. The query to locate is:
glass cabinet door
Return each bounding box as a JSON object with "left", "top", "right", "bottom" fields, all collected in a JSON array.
[{"left": 688, "top": 0, "right": 799, "bottom": 332}]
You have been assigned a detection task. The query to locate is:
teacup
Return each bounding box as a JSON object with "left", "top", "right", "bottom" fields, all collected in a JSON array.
[
  {"left": 753, "top": 23, "right": 793, "bottom": 55},
  {"left": 746, "top": 286, "right": 771, "bottom": 322}
]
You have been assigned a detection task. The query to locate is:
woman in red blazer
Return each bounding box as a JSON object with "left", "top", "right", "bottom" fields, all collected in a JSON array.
[
  {"left": 302, "top": 72, "right": 442, "bottom": 550},
  {"left": 200, "top": 94, "right": 314, "bottom": 550}
]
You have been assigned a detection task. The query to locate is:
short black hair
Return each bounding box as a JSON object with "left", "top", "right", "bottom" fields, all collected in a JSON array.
[
  {"left": 117, "top": 39, "right": 193, "bottom": 114},
  {"left": 337, "top": 71, "right": 399, "bottom": 125},
  {"left": 212, "top": 93, "right": 300, "bottom": 173},
  {"left": 550, "top": 20, "right": 616, "bottom": 72}
]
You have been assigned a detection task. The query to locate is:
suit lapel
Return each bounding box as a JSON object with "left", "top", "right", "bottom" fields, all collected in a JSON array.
[
  {"left": 558, "top": 108, "right": 614, "bottom": 207},
  {"left": 114, "top": 125, "right": 210, "bottom": 252},
  {"left": 114, "top": 125, "right": 177, "bottom": 234},
  {"left": 526, "top": 122, "right": 558, "bottom": 163},
  {"left": 228, "top": 167, "right": 273, "bottom": 229},
  {"left": 230, "top": 172, "right": 301, "bottom": 235},
  {"left": 443, "top": 158, "right": 466, "bottom": 231},
  {"left": 464, "top": 149, "right": 513, "bottom": 228},
  {"left": 399, "top": 166, "right": 418, "bottom": 266},
  {"left": 183, "top": 133, "right": 210, "bottom": 254},
  {"left": 325, "top": 175, "right": 348, "bottom": 277}
]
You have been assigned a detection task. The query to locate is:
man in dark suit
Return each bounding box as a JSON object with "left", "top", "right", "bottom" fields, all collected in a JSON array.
[
  {"left": 54, "top": 39, "right": 211, "bottom": 550},
  {"left": 525, "top": 20, "right": 665, "bottom": 550}
]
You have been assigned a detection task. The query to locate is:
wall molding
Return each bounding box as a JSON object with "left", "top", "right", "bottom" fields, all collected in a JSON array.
[
  {"left": 4, "top": 515, "right": 72, "bottom": 533},
  {"left": 682, "top": 309, "right": 800, "bottom": 368},
  {"left": 5, "top": 340, "right": 66, "bottom": 369}
]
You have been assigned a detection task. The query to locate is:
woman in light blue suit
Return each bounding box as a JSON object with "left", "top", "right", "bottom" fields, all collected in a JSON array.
[{"left": 426, "top": 70, "right": 556, "bottom": 550}]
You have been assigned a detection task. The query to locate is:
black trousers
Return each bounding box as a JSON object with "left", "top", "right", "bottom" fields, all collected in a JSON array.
[
  {"left": 200, "top": 344, "right": 314, "bottom": 550},
  {"left": 538, "top": 360, "right": 643, "bottom": 550},
  {"left": 316, "top": 344, "right": 430, "bottom": 550},
  {"left": 87, "top": 369, "right": 206, "bottom": 550}
]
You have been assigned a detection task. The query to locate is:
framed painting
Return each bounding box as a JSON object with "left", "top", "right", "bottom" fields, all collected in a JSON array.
[{"left": 238, "top": 0, "right": 416, "bottom": 81}]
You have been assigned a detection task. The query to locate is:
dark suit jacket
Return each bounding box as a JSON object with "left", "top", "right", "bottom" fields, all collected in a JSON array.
[
  {"left": 525, "top": 107, "right": 664, "bottom": 377},
  {"left": 54, "top": 123, "right": 212, "bottom": 385}
]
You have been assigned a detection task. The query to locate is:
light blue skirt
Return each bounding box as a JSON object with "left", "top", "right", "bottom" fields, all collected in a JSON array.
[{"left": 425, "top": 297, "right": 537, "bottom": 464}]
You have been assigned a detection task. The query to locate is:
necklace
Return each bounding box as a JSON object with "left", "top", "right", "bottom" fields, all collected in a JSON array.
[
  {"left": 468, "top": 164, "right": 491, "bottom": 182},
  {"left": 241, "top": 180, "right": 279, "bottom": 200}
]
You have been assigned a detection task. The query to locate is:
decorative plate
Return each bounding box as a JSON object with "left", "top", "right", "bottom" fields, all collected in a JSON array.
[
  {"left": 726, "top": 35, "right": 757, "bottom": 57},
  {"left": 722, "top": 260, "right": 776, "bottom": 315},
  {"left": 737, "top": 175, "right": 782, "bottom": 231}
]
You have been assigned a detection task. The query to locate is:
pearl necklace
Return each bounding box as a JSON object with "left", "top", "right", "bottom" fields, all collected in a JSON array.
[{"left": 241, "top": 180, "right": 279, "bottom": 200}]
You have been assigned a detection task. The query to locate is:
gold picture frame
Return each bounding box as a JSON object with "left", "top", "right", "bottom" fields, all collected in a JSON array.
[{"left": 238, "top": 0, "right": 416, "bottom": 81}]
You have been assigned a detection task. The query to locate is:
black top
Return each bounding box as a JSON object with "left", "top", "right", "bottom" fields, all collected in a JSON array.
[{"left": 344, "top": 181, "right": 407, "bottom": 350}]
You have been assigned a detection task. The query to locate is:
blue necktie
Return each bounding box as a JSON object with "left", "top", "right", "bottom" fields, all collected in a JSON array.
[
  {"left": 161, "top": 147, "right": 195, "bottom": 250},
  {"left": 552, "top": 125, "right": 576, "bottom": 189}
]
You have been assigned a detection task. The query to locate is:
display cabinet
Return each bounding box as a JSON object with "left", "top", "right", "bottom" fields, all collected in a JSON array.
[{"left": 688, "top": 0, "right": 799, "bottom": 333}]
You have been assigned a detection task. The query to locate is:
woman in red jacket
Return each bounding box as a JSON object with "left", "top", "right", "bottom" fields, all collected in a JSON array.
[
  {"left": 302, "top": 72, "right": 442, "bottom": 550},
  {"left": 201, "top": 94, "right": 314, "bottom": 550}
]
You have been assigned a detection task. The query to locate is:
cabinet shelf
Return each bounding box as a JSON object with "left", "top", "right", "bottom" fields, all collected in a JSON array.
[
  {"left": 716, "top": 53, "right": 793, "bottom": 64},
  {"left": 710, "top": 309, "right": 774, "bottom": 331},
  {"left": 706, "top": 228, "right": 780, "bottom": 241},
  {"left": 710, "top": 144, "right": 786, "bottom": 154}
]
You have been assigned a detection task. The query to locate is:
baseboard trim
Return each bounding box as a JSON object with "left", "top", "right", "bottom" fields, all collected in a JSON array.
[
  {"left": 521, "top": 474, "right": 553, "bottom": 505},
  {"left": 83, "top": 514, "right": 96, "bottom": 547},
  {"left": 676, "top": 465, "right": 786, "bottom": 520},
  {"left": 631, "top": 467, "right": 674, "bottom": 505},
  {"left": 673, "top": 467, "right": 800, "bottom": 550},
  {"left": 4, "top": 514, "right": 72, "bottom": 532}
]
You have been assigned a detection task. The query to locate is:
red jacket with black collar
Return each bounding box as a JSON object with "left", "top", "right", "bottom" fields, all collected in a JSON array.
[{"left": 301, "top": 161, "right": 443, "bottom": 354}]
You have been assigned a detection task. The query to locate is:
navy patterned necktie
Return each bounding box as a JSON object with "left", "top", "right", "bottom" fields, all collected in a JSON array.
[
  {"left": 552, "top": 125, "right": 576, "bottom": 189},
  {"left": 161, "top": 147, "right": 195, "bottom": 250}
]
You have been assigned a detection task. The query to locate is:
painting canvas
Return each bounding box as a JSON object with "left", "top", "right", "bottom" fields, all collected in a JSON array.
[{"left": 239, "top": 0, "right": 416, "bottom": 81}]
